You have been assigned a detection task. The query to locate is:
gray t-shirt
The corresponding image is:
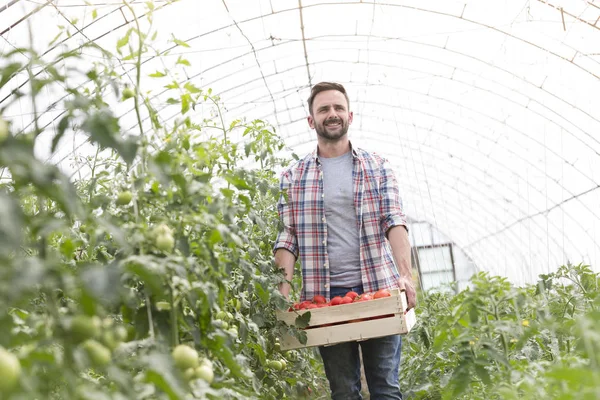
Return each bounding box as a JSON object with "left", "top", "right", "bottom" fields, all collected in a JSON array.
[{"left": 320, "top": 151, "right": 362, "bottom": 287}]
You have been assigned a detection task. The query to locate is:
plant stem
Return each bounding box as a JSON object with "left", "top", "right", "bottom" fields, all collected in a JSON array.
[
  {"left": 170, "top": 284, "right": 178, "bottom": 347},
  {"left": 145, "top": 290, "right": 155, "bottom": 339}
]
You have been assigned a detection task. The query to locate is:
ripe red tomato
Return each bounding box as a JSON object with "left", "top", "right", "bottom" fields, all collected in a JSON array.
[
  {"left": 356, "top": 293, "right": 373, "bottom": 302},
  {"left": 345, "top": 291, "right": 359, "bottom": 300},
  {"left": 341, "top": 296, "right": 353, "bottom": 304},
  {"left": 305, "top": 304, "right": 319, "bottom": 309},
  {"left": 312, "top": 295, "right": 326, "bottom": 304},
  {"left": 317, "top": 303, "right": 329, "bottom": 308},
  {"left": 329, "top": 296, "right": 343, "bottom": 306},
  {"left": 373, "top": 289, "right": 391, "bottom": 299}
]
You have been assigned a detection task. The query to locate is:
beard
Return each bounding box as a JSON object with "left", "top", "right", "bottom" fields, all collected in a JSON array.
[{"left": 315, "top": 117, "right": 349, "bottom": 141}]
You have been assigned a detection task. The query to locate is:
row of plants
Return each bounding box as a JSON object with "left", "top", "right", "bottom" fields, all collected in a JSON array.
[
  {"left": 0, "top": 2, "right": 328, "bottom": 398},
  {"left": 402, "top": 262, "right": 600, "bottom": 399}
]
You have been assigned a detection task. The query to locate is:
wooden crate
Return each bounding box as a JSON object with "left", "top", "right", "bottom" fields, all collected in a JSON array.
[{"left": 276, "top": 289, "right": 417, "bottom": 350}]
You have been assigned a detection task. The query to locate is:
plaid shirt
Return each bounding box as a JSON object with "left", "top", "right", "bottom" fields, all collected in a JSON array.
[{"left": 274, "top": 145, "right": 408, "bottom": 301}]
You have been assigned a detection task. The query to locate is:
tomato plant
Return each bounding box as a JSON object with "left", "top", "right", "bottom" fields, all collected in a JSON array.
[
  {"left": 0, "top": 2, "right": 328, "bottom": 398},
  {"left": 400, "top": 263, "right": 600, "bottom": 399}
]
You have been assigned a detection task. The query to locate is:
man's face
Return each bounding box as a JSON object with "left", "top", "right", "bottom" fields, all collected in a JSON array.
[{"left": 308, "top": 90, "right": 353, "bottom": 141}]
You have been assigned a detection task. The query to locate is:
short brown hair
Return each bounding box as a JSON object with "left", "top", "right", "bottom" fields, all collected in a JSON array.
[{"left": 307, "top": 82, "right": 350, "bottom": 115}]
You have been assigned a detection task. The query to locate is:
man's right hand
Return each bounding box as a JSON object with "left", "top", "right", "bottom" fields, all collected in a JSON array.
[{"left": 397, "top": 276, "right": 417, "bottom": 310}]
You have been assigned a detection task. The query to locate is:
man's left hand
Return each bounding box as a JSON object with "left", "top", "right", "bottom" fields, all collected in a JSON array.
[{"left": 397, "top": 277, "right": 416, "bottom": 310}]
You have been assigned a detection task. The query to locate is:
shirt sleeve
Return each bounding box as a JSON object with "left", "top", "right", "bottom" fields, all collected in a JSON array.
[
  {"left": 273, "top": 169, "right": 299, "bottom": 258},
  {"left": 379, "top": 158, "right": 408, "bottom": 236}
]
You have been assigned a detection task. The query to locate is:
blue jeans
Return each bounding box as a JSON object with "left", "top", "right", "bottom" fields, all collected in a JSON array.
[{"left": 318, "top": 285, "right": 403, "bottom": 400}]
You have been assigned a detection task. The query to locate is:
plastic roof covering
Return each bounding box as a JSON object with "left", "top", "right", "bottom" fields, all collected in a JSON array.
[{"left": 1, "top": 0, "right": 599, "bottom": 285}]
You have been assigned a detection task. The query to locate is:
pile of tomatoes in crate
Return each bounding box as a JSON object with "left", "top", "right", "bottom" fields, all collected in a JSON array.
[{"left": 288, "top": 288, "right": 392, "bottom": 311}]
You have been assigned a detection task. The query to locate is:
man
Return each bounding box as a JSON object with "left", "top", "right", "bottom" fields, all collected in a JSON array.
[{"left": 273, "top": 81, "right": 416, "bottom": 399}]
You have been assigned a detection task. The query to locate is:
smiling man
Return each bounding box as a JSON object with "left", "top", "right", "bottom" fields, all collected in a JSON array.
[{"left": 274, "top": 82, "right": 416, "bottom": 399}]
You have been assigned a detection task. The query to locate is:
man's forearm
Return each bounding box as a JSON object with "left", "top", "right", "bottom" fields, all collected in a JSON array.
[
  {"left": 387, "top": 226, "right": 412, "bottom": 279},
  {"left": 275, "top": 248, "right": 296, "bottom": 298},
  {"left": 388, "top": 225, "right": 416, "bottom": 309}
]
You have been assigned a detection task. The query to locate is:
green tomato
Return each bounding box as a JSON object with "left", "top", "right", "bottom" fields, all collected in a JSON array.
[
  {"left": 81, "top": 340, "right": 111, "bottom": 367},
  {"left": 217, "top": 310, "right": 234, "bottom": 321},
  {"left": 151, "top": 224, "right": 172, "bottom": 238},
  {"left": 227, "top": 327, "right": 238, "bottom": 338},
  {"left": 266, "top": 360, "right": 283, "bottom": 371},
  {"left": 101, "top": 331, "right": 118, "bottom": 350},
  {"left": 212, "top": 319, "right": 228, "bottom": 330},
  {"left": 273, "top": 340, "right": 281, "bottom": 352},
  {"left": 194, "top": 365, "right": 214, "bottom": 384},
  {"left": 184, "top": 367, "right": 196, "bottom": 381},
  {"left": 279, "top": 359, "right": 287, "bottom": 369},
  {"left": 155, "top": 233, "right": 175, "bottom": 253},
  {"left": 70, "top": 315, "right": 101, "bottom": 342},
  {"left": 113, "top": 326, "right": 128, "bottom": 343},
  {"left": 156, "top": 301, "right": 172, "bottom": 311},
  {"left": 0, "top": 347, "right": 21, "bottom": 393},
  {"left": 116, "top": 191, "right": 133, "bottom": 206},
  {"left": 172, "top": 345, "right": 199, "bottom": 370},
  {"left": 0, "top": 119, "right": 8, "bottom": 143},
  {"left": 200, "top": 358, "right": 212, "bottom": 369},
  {"left": 122, "top": 87, "right": 135, "bottom": 100}
]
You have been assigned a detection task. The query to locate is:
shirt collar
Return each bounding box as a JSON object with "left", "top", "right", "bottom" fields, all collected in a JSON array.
[{"left": 311, "top": 141, "right": 359, "bottom": 164}]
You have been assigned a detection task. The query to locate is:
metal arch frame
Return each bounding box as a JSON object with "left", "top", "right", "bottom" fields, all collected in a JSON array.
[{"left": 8, "top": 1, "right": 600, "bottom": 139}]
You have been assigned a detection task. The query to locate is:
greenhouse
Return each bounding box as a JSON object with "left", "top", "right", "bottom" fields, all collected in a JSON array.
[{"left": 0, "top": 0, "right": 599, "bottom": 399}]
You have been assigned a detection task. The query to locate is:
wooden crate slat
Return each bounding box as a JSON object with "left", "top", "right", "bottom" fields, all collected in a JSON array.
[
  {"left": 276, "top": 288, "right": 407, "bottom": 327},
  {"left": 280, "top": 310, "right": 416, "bottom": 351},
  {"left": 277, "top": 289, "right": 417, "bottom": 350}
]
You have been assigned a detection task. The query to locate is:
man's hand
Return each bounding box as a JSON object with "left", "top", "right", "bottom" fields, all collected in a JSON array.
[{"left": 397, "top": 276, "right": 416, "bottom": 310}]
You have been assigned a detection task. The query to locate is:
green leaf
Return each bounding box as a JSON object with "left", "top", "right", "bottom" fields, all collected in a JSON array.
[
  {"left": 124, "top": 256, "right": 165, "bottom": 296},
  {"left": 51, "top": 115, "right": 70, "bottom": 153},
  {"left": 48, "top": 31, "right": 64, "bottom": 47},
  {"left": 149, "top": 71, "right": 166, "bottom": 78},
  {"left": 81, "top": 110, "right": 138, "bottom": 164},
  {"left": 181, "top": 93, "right": 191, "bottom": 114},
  {"left": 297, "top": 330, "right": 308, "bottom": 345},
  {"left": 475, "top": 365, "right": 491, "bottom": 386},
  {"left": 171, "top": 34, "right": 190, "bottom": 48},
  {"left": 255, "top": 281, "right": 270, "bottom": 304},
  {"left": 176, "top": 56, "right": 191, "bottom": 67},
  {"left": 224, "top": 174, "right": 250, "bottom": 190},
  {"left": 81, "top": 262, "right": 123, "bottom": 307},
  {"left": 92, "top": 9, "right": 98, "bottom": 19},
  {"left": 143, "top": 353, "right": 187, "bottom": 400},
  {"left": 183, "top": 82, "right": 201, "bottom": 94},
  {"left": 209, "top": 335, "right": 251, "bottom": 380},
  {"left": 59, "top": 239, "right": 76, "bottom": 258},
  {"left": 116, "top": 29, "right": 131, "bottom": 53},
  {"left": 295, "top": 312, "right": 311, "bottom": 329}
]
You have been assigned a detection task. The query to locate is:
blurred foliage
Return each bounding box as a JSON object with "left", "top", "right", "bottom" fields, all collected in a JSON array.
[{"left": 0, "top": 2, "right": 327, "bottom": 399}]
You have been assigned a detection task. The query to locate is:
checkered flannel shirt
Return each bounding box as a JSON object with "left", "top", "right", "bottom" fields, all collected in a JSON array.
[{"left": 274, "top": 145, "right": 407, "bottom": 301}]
